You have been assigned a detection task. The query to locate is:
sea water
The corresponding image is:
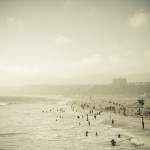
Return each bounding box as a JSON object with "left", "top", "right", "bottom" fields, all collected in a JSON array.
[{"left": 0, "top": 96, "right": 150, "bottom": 150}]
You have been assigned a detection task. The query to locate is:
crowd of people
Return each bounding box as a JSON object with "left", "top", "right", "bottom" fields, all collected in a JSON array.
[
  {"left": 42, "top": 96, "right": 149, "bottom": 147},
  {"left": 68, "top": 96, "right": 149, "bottom": 146}
]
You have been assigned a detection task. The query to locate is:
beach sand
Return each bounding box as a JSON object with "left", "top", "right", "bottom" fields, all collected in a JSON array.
[{"left": 68, "top": 95, "right": 150, "bottom": 135}]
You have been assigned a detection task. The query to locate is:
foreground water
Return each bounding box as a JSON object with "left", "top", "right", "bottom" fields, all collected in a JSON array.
[{"left": 0, "top": 96, "right": 150, "bottom": 150}]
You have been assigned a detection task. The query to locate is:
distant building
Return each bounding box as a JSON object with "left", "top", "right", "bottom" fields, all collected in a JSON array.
[
  {"left": 128, "top": 82, "right": 150, "bottom": 86},
  {"left": 112, "top": 78, "right": 127, "bottom": 87}
]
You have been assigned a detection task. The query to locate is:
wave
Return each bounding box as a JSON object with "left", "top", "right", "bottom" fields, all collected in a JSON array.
[
  {"left": 0, "top": 102, "right": 17, "bottom": 106},
  {"left": 0, "top": 132, "right": 26, "bottom": 137},
  {"left": 131, "top": 138, "right": 144, "bottom": 146},
  {"left": 0, "top": 103, "right": 9, "bottom": 106}
]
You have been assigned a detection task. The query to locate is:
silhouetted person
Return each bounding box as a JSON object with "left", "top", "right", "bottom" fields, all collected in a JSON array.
[
  {"left": 111, "top": 139, "right": 116, "bottom": 146},
  {"left": 86, "top": 116, "right": 89, "bottom": 121},
  {"left": 85, "top": 131, "right": 88, "bottom": 136},
  {"left": 96, "top": 132, "right": 98, "bottom": 136},
  {"left": 142, "top": 121, "right": 144, "bottom": 129},
  {"left": 118, "top": 134, "right": 120, "bottom": 138},
  {"left": 142, "top": 116, "right": 144, "bottom": 122},
  {"left": 112, "top": 119, "right": 114, "bottom": 125}
]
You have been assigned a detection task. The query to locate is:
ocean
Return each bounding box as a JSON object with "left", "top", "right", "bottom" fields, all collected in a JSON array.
[{"left": 0, "top": 96, "right": 150, "bottom": 150}]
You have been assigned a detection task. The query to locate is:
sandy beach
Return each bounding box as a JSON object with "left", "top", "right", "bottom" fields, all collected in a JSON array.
[{"left": 68, "top": 95, "right": 150, "bottom": 139}]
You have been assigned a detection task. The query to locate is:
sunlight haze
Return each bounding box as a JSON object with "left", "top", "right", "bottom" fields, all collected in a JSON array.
[{"left": 0, "top": 0, "right": 150, "bottom": 86}]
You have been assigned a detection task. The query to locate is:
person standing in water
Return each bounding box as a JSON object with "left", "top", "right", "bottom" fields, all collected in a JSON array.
[
  {"left": 112, "top": 119, "right": 114, "bottom": 125},
  {"left": 96, "top": 132, "right": 98, "bottom": 136},
  {"left": 142, "top": 116, "right": 144, "bottom": 129},
  {"left": 142, "top": 116, "right": 144, "bottom": 122},
  {"left": 142, "top": 121, "right": 144, "bottom": 129},
  {"left": 85, "top": 131, "right": 88, "bottom": 136},
  {"left": 111, "top": 139, "right": 116, "bottom": 146},
  {"left": 86, "top": 114, "right": 89, "bottom": 121}
]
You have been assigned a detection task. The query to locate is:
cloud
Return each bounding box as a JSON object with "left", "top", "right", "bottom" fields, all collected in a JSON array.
[
  {"left": 6, "top": 17, "right": 23, "bottom": 27},
  {"left": 46, "top": 54, "right": 123, "bottom": 78},
  {"left": 64, "top": 0, "right": 71, "bottom": 9},
  {"left": 4, "top": 53, "right": 145, "bottom": 85},
  {"left": 128, "top": 9, "right": 150, "bottom": 28},
  {"left": 57, "top": 55, "right": 105, "bottom": 77},
  {"left": 3, "top": 53, "right": 142, "bottom": 82},
  {"left": 80, "top": 55, "right": 104, "bottom": 65},
  {"left": 108, "top": 55, "right": 122, "bottom": 65},
  {"left": 5, "top": 66, "right": 39, "bottom": 76},
  {"left": 55, "top": 35, "right": 73, "bottom": 44}
]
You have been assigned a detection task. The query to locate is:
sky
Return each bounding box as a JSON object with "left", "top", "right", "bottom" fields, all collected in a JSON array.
[{"left": 0, "top": 0, "right": 150, "bottom": 86}]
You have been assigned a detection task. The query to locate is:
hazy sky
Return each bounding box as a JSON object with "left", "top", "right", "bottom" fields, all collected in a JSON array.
[{"left": 0, "top": 0, "right": 150, "bottom": 86}]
